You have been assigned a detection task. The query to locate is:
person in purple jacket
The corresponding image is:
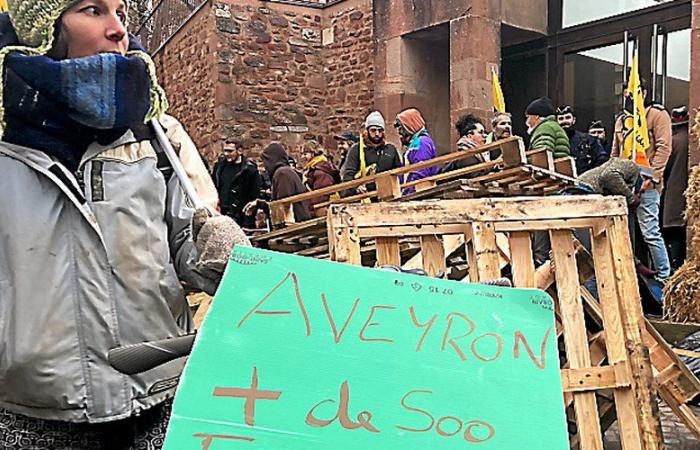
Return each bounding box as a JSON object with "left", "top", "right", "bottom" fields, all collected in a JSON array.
[{"left": 394, "top": 108, "right": 440, "bottom": 194}]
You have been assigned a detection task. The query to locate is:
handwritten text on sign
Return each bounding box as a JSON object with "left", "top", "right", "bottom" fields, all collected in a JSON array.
[{"left": 163, "top": 247, "right": 569, "bottom": 449}]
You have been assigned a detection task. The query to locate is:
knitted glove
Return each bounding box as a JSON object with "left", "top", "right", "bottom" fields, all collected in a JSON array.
[{"left": 192, "top": 209, "right": 251, "bottom": 281}]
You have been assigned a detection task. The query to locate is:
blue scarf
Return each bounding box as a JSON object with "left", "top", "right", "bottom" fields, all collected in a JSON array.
[{"left": 0, "top": 15, "right": 161, "bottom": 171}]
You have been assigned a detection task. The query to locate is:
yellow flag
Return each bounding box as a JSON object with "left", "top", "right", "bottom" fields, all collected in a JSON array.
[
  {"left": 491, "top": 67, "right": 506, "bottom": 113},
  {"left": 621, "top": 52, "right": 651, "bottom": 169},
  {"left": 0, "top": 0, "right": 7, "bottom": 13}
]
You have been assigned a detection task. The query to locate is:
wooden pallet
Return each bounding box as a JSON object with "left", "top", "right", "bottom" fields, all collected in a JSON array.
[
  {"left": 267, "top": 136, "right": 577, "bottom": 227},
  {"left": 326, "top": 196, "right": 689, "bottom": 450}
]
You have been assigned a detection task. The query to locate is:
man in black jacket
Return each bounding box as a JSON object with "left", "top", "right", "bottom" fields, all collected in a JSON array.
[
  {"left": 341, "top": 111, "right": 403, "bottom": 195},
  {"left": 556, "top": 105, "right": 608, "bottom": 174},
  {"left": 212, "top": 139, "right": 262, "bottom": 228}
]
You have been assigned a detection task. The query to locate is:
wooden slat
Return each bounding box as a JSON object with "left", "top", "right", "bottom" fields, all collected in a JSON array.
[
  {"left": 608, "top": 216, "right": 664, "bottom": 449},
  {"left": 591, "top": 228, "right": 644, "bottom": 449},
  {"left": 419, "top": 235, "right": 446, "bottom": 277},
  {"left": 471, "top": 222, "right": 500, "bottom": 280},
  {"left": 561, "top": 364, "right": 632, "bottom": 392},
  {"left": 375, "top": 237, "right": 401, "bottom": 266},
  {"left": 327, "top": 208, "right": 361, "bottom": 265},
  {"left": 550, "top": 230, "right": 604, "bottom": 450},
  {"left": 334, "top": 197, "right": 628, "bottom": 228},
  {"left": 508, "top": 231, "right": 535, "bottom": 288}
]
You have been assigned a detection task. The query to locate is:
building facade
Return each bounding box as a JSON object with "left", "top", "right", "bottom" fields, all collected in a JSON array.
[{"left": 146, "top": 0, "right": 697, "bottom": 164}]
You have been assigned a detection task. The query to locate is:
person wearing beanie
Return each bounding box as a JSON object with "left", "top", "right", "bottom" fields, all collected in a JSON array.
[
  {"left": 0, "top": 0, "right": 248, "bottom": 447},
  {"left": 341, "top": 110, "right": 402, "bottom": 195},
  {"left": 588, "top": 119, "right": 611, "bottom": 158},
  {"left": 333, "top": 130, "right": 358, "bottom": 170},
  {"left": 525, "top": 97, "right": 570, "bottom": 158},
  {"left": 394, "top": 107, "right": 440, "bottom": 194}
]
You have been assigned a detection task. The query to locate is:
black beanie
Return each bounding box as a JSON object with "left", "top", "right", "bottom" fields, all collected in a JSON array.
[{"left": 525, "top": 97, "right": 555, "bottom": 117}]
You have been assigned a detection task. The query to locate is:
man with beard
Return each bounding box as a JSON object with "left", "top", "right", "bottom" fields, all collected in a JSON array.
[
  {"left": 588, "top": 120, "right": 612, "bottom": 159},
  {"left": 212, "top": 139, "right": 262, "bottom": 228},
  {"left": 556, "top": 105, "right": 607, "bottom": 174},
  {"left": 342, "top": 111, "right": 402, "bottom": 195},
  {"left": 334, "top": 131, "right": 358, "bottom": 176},
  {"left": 486, "top": 112, "right": 513, "bottom": 144}
]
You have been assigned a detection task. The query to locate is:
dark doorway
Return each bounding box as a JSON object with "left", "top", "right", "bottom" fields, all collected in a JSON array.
[{"left": 402, "top": 24, "right": 451, "bottom": 154}]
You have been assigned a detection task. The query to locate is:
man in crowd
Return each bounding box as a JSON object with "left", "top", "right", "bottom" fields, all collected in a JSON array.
[
  {"left": 342, "top": 111, "right": 402, "bottom": 194},
  {"left": 486, "top": 112, "right": 513, "bottom": 144},
  {"left": 525, "top": 97, "right": 571, "bottom": 158},
  {"left": 301, "top": 147, "right": 341, "bottom": 216},
  {"left": 443, "top": 114, "right": 491, "bottom": 177},
  {"left": 394, "top": 107, "right": 441, "bottom": 194},
  {"left": 611, "top": 78, "right": 672, "bottom": 282},
  {"left": 212, "top": 139, "right": 262, "bottom": 228},
  {"left": 588, "top": 120, "right": 612, "bottom": 159},
  {"left": 662, "top": 106, "right": 690, "bottom": 271},
  {"left": 556, "top": 105, "right": 607, "bottom": 174},
  {"left": 334, "top": 131, "right": 358, "bottom": 176}
]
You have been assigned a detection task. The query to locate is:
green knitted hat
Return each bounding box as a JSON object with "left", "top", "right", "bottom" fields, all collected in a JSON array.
[
  {"left": 8, "top": 0, "right": 81, "bottom": 49},
  {"left": 1, "top": 0, "right": 168, "bottom": 131}
]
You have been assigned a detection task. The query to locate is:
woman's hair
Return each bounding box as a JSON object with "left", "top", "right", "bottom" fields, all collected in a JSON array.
[
  {"left": 455, "top": 114, "right": 483, "bottom": 138},
  {"left": 46, "top": 20, "right": 69, "bottom": 60}
]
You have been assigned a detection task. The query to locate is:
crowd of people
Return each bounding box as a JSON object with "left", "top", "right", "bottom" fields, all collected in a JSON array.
[
  {"left": 212, "top": 88, "right": 689, "bottom": 288},
  {"left": 0, "top": 0, "right": 691, "bottom": 446}
]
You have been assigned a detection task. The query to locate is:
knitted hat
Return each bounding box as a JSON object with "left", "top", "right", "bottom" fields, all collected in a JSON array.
[
  {"left": 526, "top": 97, "right": 555, "bottom": 117},
  {"left": 364, "top": 111, "right": 385, "bottom": 130},
  {"left": 0, "top": 0, "right": 167, "bottom": 131}
]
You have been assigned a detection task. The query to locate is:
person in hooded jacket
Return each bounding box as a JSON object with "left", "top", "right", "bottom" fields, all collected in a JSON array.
[
  {"left": 0, "top": 1, "right": 247, "bottom": 448},
  {"left": 259, "top": 142, "right": 312, "bottom": 222},
  {"left": 394, "top": 108, "right": 440, "bottom": 194},
  {"left": 302, "top": 147, "right": 340, "bottom": 212}
]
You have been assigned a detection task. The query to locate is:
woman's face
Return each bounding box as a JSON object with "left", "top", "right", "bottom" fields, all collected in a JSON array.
[{"left": 61, "top": 0, "right": 129, "bottom": 59}]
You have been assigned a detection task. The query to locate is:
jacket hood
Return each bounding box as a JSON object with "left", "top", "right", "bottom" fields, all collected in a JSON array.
[{"left": 261, "top": 143, "right": 290, "bottom": 177}]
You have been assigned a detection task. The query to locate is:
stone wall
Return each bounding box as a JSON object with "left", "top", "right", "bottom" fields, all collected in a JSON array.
[
  {"left": 153, "top": 4, "right": 220, "bottom": 162},
  {"left": 153, "top": 0, "right": 374, "bottom": 164},
  {"left": 214, "top": 0, "right": 327, "bottom": 160},
  {"left": 322, "top": 0, "right": 374, "bottom": 150}
]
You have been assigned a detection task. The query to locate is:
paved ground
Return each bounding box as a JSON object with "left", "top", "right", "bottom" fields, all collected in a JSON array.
[{"left": 603, "top": 403, "right": 700, "bottom": 449}]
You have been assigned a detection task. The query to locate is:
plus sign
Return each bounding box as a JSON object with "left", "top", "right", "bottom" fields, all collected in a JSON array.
[{"left": 213, "top": 367, "right": 282, "bottom": 426}]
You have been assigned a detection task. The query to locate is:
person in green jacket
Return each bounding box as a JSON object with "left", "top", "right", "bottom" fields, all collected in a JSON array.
[{"left": 525, "top": 97, "right": 571, "bottom": 158}]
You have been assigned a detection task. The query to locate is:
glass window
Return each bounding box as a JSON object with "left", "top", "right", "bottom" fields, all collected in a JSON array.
[
  {"left": 563, "top": 0, "right": 675, "bottom": 28},
  {"left": 562, "top": 43, "right": 634, "bottom": 137},
  {"left": 654, "top": 28, "right": 690, "bottom": 108}
]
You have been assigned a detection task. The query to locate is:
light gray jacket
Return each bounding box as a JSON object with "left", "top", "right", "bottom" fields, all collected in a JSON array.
[{"left": 0, "top": 128, "right": 212, "bottom": 423}]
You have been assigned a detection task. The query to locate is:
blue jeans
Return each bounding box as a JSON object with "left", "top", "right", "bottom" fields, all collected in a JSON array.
[{"left": 637, "top": 190, "right": 671, "bottom": 281}]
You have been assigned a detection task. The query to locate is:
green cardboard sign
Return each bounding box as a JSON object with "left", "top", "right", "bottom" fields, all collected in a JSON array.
[{"left": 163, "top": 247, "right": 569, "bottom": 449}]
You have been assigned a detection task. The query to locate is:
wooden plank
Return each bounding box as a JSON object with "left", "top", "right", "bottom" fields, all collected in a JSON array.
[
  {"left": 193, "top": 295, "right": 213, "bottom": 329},
  {"left": 508, "top": 231, "right": 535, "bottom": 288},
  {"left": 327, "top": 207, "right": 361, "bottom": 265},
  {"left": 376, "top": 173, "right": 401, "bottom": 201},
  {"left": 608, "top": 216, "right": 664, "bottom": 449},
  {"left": 530, "top": 149, "right": 555, "bottom": 171},
  {"left": 591, "top": 228, "right": 645, "bottom": 449},
  {"left": 550, "top": 230, "right": 604, "bottom": 450},
  {"left": 554, "top": 157, "right": 577, "bottom": 178},
  {"left": 335, "top": 197, "right": 628, "bottom": 228},
  {"left": 403, "top": 234, "right": 466, "bottom": 270},
  {"left": 375, "top": 237, "right": 401, "bottom": 266},
  {"left": 658, "top": 385, "right": 700, "bottom": 443},
  {"left": 471, "top": 222, "right": 500, "bottom": 280},
  {"left": 561, "top": 364, "right": 631, "bottom": 392},
  {"left": 270, "top": 202, "right": 295, "bottom": 226},
  {"left": 358, "top": 224, "right": 471, "bottom": 238},
  {"left": 419, "top": 235, "right": 446, "bottom": 277}
]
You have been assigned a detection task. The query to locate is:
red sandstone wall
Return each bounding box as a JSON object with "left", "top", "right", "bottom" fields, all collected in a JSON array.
[
  {"left": 322, "top": 0, "right": 374, "bottom": 154},
  {"left": 153, "top": 0, "right": 375, "bottom": 164},
  {"left": 154, "top": 4, "right": 220, "bottom": 162},
  {"left": 213, "top": 0, "right": 328, "bottom": 160}
]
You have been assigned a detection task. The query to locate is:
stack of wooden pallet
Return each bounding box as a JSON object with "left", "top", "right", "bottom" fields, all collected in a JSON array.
[
  {"left": 254, "top": 137, "right": 578, "bottom": 256},
  {"left": 326, "top": 196, "right": 700, "bottom": 449}
]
